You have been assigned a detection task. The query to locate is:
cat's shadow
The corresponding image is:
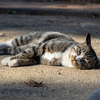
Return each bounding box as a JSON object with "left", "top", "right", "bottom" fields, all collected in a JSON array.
[
  {"left": 95, "top": 65, "right": 100, "bottom": 70},
  {"left": 96, "top": 58, "right": 100, "bottom": 69}
]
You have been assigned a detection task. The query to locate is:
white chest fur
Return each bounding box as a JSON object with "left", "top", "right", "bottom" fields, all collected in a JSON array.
[
  {"left": 61, "top": 48, "right": 74, "bottom": 68},
  {"left": 41, "top": 48, "right": 74, "bottom": 68}
]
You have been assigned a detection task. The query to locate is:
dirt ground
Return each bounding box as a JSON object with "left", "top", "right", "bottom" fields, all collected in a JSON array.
[{"left": 0, "top": 14, "right": 100, "bottom": 100}]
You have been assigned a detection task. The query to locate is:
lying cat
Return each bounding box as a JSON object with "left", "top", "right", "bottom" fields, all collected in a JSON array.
[{"left": 0, "top": 31, "right": 99, "bottom": 69}]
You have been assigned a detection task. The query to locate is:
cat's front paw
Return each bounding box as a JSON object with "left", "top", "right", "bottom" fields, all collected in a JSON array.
[
  {"left": 1, "top": 57, "right": 11, "bottom": 66},
  {"left": 8, "top": 59, "right": 19, "bottom": 67}
]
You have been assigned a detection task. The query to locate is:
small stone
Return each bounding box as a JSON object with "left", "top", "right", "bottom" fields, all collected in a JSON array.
[
  {"left": 58, "top": 72, "right": 61, "bottom": 75},
  {"left": 81, "top": 25, "right": 85, "bottom": 27},
  {"left": 52, "top": 89, "right": 55, "bottom": 91},
  {"left": 34, "top": 94, "right": 36, "bottom": 97}
]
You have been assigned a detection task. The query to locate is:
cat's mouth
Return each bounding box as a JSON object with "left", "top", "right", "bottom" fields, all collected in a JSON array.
[
  {"left": 71, "top": 55, "right": 76, "bottom": 61},
  {"left": 71, "top": 56, "right": 79, "bottom": 65},
  {"left": 71, "top": 55, "right": 83, "bottom": 69}
]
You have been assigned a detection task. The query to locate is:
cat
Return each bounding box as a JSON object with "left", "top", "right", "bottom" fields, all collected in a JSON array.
[{"left": 0, "top": 31, "right": 99, "bottom": 69}]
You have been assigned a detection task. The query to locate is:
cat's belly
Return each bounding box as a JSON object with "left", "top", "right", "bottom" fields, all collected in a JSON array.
[
  {"left": 41, "top": 51, "right": 74, "bottom": 68},
  {"left": 41, "top": 52, "right": 62, "bottom": 61}
]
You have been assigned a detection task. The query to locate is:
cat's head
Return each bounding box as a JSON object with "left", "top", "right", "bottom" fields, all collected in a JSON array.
[{"left": 70, "top": 33, "right": 98, "bottom": 69}]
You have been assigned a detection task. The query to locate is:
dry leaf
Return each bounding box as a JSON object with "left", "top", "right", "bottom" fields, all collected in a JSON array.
[{"left": 25, "top": 80, "right": 46, "bottom": 87}]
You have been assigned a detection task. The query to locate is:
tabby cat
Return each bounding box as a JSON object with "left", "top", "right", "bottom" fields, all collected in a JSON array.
[{"left": 0, "top": 31, "right": 98, "bottom": 69}]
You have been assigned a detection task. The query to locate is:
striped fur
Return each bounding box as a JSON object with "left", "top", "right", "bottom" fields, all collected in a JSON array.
[{"left": 0, "top": 31, "right": 98, "bottom": 69}]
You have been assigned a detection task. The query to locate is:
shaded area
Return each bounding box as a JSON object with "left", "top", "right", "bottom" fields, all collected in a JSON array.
[
  {"left": 0, "top": 1, "right": 100, "bottom": 16},
  {"left": 0, "top": 14, "right": 100, "bottom": 36},
  {"left": 0, "top": 82, "right": 99, "bottom": 100}
]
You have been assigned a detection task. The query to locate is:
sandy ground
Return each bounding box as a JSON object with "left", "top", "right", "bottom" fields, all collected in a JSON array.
[{"left": 0, "top": 14, "right": 100, "bottom": 100}]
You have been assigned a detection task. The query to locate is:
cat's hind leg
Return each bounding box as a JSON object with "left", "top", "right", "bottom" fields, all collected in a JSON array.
[
  {"left": 0, "top": 32, "right": 39, "bottom": 54},
  {"left": 0, "top": 40, "right": 13, "bottom": 54},
  {"left": 0, "top": 40, "right": 13, "bottom": 50},
  {"left": 2, "top": 44, "right": 31, "bottom": 55},
  {"left": 0, "top": 39, "right": 28, "bottom": 55}
]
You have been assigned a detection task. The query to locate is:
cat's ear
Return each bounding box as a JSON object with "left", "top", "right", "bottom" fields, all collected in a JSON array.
[{"left": 86, "top": 33, "right": 91, "bottom": 45}]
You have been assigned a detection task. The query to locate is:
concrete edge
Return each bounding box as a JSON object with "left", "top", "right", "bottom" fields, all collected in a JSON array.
[{"left": 0, "top": 7, "right": 100, "bottom": 17}]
